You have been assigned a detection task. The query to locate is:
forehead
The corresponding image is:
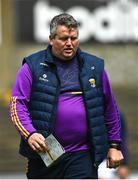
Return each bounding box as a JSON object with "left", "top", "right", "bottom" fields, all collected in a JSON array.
[{"left": 56, "top": 25, "right": 78, "bottom": 36}]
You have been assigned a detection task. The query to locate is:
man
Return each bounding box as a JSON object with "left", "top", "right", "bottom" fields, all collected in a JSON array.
[{"left": 10, "top": 13, "right": 123, "bottom": 179}]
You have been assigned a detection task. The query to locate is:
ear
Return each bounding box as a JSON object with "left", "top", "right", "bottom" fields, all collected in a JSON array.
[{"left": 49, "top": 35, "right": 53, "bottom": 45}]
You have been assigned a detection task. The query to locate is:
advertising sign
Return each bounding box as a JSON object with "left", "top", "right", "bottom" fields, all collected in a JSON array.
[{"left": 14, "top": 0, "right": 138, "bottom": 43}]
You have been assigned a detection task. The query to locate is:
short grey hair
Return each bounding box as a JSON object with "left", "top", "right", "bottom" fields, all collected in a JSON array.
[{"left": 50, "top": 13, "right": 79, "bottom": 38}]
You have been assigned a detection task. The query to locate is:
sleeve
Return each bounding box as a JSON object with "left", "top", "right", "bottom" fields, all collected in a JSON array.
[
  {"left": 9, "top": 63, "right": 36, "bottom": 140},
  {"left": 102, "top": 69, "right": 121, "bottom": 143}
]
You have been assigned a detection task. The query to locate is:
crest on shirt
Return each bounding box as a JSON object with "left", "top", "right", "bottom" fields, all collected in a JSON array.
[{"left": 89, "top": 78, "right": 96, "bottom": 87}]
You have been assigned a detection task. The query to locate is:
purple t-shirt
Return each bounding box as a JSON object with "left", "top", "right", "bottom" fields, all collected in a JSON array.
[
  {"left": 53, "top": 94, "right": 90, "bottom": 152},
  {"left": 10, "top": 59, "right": 121, "bottom": 152}
]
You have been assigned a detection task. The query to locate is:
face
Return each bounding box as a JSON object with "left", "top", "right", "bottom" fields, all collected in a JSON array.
[{"left": 49, "top": 25, "right": 79, "bottom": 61}]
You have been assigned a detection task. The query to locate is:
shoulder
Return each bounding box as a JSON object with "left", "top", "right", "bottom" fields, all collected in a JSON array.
[
  {"left": 79, "top": 50, "right": 104, "bottom": 72},
  {"left": 22, "top": 49, "right": 46, "bottom": 65},
  {"left": 80, "top": 50, "right": 104, "bottom": 65},
  {"left": 21, "top": 49, "right": 47, "bottom": 75}
]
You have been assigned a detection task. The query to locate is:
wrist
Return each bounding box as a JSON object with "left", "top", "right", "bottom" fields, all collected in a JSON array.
[{"left": 26, "top": 131, "right": 37, "bottom": 141}]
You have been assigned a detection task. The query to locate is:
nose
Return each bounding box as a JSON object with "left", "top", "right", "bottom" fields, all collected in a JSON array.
[{"left": 66, "top": 38, "right": 72, "bottom": 45}]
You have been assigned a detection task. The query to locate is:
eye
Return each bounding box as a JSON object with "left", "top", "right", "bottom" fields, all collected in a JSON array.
[
  {"left": 71, "top": 37, "right": 78, "bottom": 41},
  {"left": 59, "top": 37, "right": 68, "bottom": 41}
]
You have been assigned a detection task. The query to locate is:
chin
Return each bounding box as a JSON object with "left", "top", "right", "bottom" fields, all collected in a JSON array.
[
  {"left": 65, "top": 56, "right": 73, "bottom": 60},
  {"left": 64, "top": 54, "right": 74, "bottom": 59}
]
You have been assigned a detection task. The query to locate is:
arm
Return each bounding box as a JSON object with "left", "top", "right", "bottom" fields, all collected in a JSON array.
[
  {"left": 10, "top": 63, "right": 48, "bottom": 152},
  {"left": 103, "top": 70, "right": 124, "bottom": 168}
]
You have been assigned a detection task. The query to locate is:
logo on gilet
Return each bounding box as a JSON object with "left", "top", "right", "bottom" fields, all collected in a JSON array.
[{"left": 39, "top": 73, "right": 49, "bottom": 82}]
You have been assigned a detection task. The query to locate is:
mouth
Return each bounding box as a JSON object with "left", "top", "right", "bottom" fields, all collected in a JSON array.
[{"left": 64, "top": 49, "right": 73, "bottom": 53}]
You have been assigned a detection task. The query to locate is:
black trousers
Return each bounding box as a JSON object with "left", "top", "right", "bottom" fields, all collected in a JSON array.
[{"left": 26, "top": 151, "right": 98, "bottom": 179}]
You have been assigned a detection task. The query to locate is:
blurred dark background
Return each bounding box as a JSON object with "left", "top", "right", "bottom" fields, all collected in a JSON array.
[{"left": 0, "top": 0, "right": 138, "bottom": 176}]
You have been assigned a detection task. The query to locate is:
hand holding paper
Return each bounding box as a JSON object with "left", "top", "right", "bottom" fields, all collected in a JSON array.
[{"left": 39, "top": 134, "right": 65, "bottom": 167}]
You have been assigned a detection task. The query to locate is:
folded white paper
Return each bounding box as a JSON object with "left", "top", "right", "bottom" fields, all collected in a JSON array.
[{"left": 39, "top": 134, "right": 65, "bottom": 167}]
